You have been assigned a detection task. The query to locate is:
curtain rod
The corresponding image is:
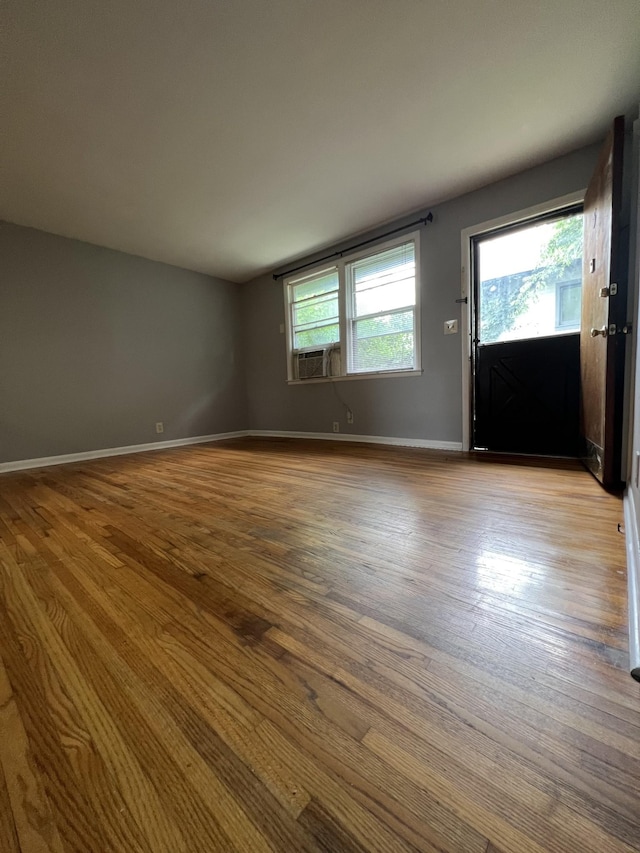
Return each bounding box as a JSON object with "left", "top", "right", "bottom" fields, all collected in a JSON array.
[{"left": 272, "top": 212, "right": 433, "bottom": 281}]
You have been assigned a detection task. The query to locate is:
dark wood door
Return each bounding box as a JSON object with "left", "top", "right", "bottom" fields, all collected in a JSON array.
[{"left": 580, "top": 116, "right": 627, "bottom": 489}]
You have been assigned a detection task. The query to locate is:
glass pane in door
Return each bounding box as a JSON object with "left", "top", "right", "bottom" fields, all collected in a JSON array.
[{"left": 477, "top": 212, "right": 583, "bottom": 345}]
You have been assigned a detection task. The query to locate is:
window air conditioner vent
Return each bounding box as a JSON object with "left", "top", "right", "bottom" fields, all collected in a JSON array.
[{"left": 296, "top": 349, "right": 327, "bottom": 380}]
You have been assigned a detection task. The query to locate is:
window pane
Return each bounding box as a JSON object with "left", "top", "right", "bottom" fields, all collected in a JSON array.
[
  {"left": 294, "top": 293, "right": 339, "bottom": 327},
  {"left": 290, "top": 266, "right": 339, "bottom": 352},
  {"left": 477, "top": 212, "right": 583, "bottom": 344},
  {"left": 354, "top": 311, "right": 414, "bottom": 340},
  {"left": 352, "top": 330, "right": 414, "bottom": 373},
  {"left": 351, "top": 243, "right": 415, "bottom": 318},
  {"left": 352, "top": 311, "right": 414, "bottom": 372},
  {"left": 294, "top": 324, "right": 339, "bottom": 349},
  {"left": 348, "top": 240, "right": 417, "bottom": 374},
  {"left": 557, "top": 281, "right": 581, "bottom": 328},
  {"left": 291, "top": 268, "right": 339, "bottom": 302},
  {"left": 355, "top": 279, "right": 415, "bottom": 316},
  {"left": 352, "top": 243, "right": 415, "bottom": 292}
]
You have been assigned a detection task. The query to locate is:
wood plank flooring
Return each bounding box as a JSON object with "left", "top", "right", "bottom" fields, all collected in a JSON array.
[{"left": 0, "top": 437, "right": 638, "bottom": 853}]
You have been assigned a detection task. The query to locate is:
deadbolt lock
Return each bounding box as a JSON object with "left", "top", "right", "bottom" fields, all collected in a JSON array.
[{"left": 599, "top": 283, "right": 618, "bottom": 298}]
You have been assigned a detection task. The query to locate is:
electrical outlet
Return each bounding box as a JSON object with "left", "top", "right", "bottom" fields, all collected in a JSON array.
[
  {"left": 333, "top": 421, "right": 340, "bottom": 433},
  {"left": 347, "top": 410, "right": 354, "bottom": 424},
  {"left": 156, "top": 422, "right": 164, "bottom": 434}
]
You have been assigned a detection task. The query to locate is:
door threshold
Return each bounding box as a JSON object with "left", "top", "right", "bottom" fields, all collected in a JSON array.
[{"left": 469, "top": 449, "right": 582, "bottom": 470}]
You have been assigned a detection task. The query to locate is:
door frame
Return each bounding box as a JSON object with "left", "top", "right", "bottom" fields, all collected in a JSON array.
[{"left": 459, "top": 190, "right": 586, "bottom": 451}]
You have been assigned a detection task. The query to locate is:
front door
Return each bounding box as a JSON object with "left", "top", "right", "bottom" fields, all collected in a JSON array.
[
  {"left": 580, "top": 116, "right": 628, "bottom": 489},
  {"left": 472, "top": 207, "right": 584, "bottom": 456}
]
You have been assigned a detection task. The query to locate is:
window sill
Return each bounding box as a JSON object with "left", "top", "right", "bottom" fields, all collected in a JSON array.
[{"left": 287, "top": 368, "right": 423, "bottom": 385}]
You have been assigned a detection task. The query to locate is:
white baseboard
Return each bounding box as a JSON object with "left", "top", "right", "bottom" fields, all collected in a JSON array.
[
  {"left": 249, "top": 430, "right": 463, "bottom": 451},
  {"left": 0, "top": 430, "right": 249, "bottom": 473},
  {"left": 0, "top": 429, "right": 462, "bottom": 474},
  {"left": 623, "top": 489, "right": 640, "bottom": 682}
]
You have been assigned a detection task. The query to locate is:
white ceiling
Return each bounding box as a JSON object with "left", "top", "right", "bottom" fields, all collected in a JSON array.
[{"left": 2, "top": 0, "right": 640, "bottom": 283}]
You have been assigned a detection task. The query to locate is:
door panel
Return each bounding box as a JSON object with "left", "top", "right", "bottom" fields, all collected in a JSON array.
[
  {"left": 474, "top": 335, "right": 580, "bottom": 455},
  {"left": 580, "top": 116, "right": 627, "bottom": 488}
]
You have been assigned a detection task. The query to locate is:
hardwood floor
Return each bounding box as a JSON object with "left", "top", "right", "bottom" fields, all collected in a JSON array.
[{"left": 0, "top": 437, "right": 638, "bottom": 853}]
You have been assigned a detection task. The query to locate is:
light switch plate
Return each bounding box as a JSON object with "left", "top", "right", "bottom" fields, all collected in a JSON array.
[{"left": 444, "top": 319, "right": 458, "bottom": 335}]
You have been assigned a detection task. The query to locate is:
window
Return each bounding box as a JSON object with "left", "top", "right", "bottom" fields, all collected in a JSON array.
[
  {"left": 284, "top": 234, "right": 420, "bottom": 381},
  {"left": 556, "top": 279, "right": 582, "bottom": 329},
  {"left": 476, "top": 209, "right": 583, "bottom": 344},
  {"left": 289, "top": 267, "right": 340, "bottom": 350}
]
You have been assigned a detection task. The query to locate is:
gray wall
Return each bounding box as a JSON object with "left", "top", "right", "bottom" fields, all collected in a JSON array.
[
  {"left": 0, "top": 222, "right": 247, "bottom": 463},
  {"left": 242, "top": 143, "right": 600, "bottom": 442},
  {"left": 0, "top": 142, "right": 606, "bottom": 466}
]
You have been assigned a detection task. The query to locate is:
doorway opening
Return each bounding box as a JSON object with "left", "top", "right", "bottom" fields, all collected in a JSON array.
[{"left": 462, "top": 198, "right": 585, "bottom": 457}]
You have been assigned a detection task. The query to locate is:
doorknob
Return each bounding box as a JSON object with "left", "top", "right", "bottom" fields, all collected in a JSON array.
[{"left": 590, "top": 326, "right": 608, "bottom": 337}]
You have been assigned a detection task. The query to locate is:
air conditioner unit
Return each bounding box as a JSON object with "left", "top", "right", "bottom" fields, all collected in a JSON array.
[
  {"left": 296, "top": 349, "right": 327, "bottom": 380},
  {"left": 295, "top": 347, "right": 341, "bottom": 380}
]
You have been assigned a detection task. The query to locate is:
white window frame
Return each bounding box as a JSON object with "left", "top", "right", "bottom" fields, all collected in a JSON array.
[{"left": 283, "top": 231, "right": 422, "bottom": 383}]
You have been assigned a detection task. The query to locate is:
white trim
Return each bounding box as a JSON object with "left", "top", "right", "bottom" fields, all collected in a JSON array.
[
  {"left": 0, "top": 429, "right": 462, "bottom": 474},
  {"left": 249, "top": 430, "right": 462, "bottom": 451},
  {"left": 0, "top": 429, "right": 462, "bottom": 475},
  {"left": 0, "top": 431, "right": 248, "bottom": 473},
  {"left": 459, "top": 189, "right": 586, "bottom": 451},
  {"left": 287, "top": 368, "right": 423, "bottom": 385},
  {"left": 624, "top": 488, "right": 640, "bottom": 682}
]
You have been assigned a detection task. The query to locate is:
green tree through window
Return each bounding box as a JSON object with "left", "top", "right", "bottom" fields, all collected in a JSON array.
[{"left": 479, "top": 212, "right": 583, "bottom": 343}]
